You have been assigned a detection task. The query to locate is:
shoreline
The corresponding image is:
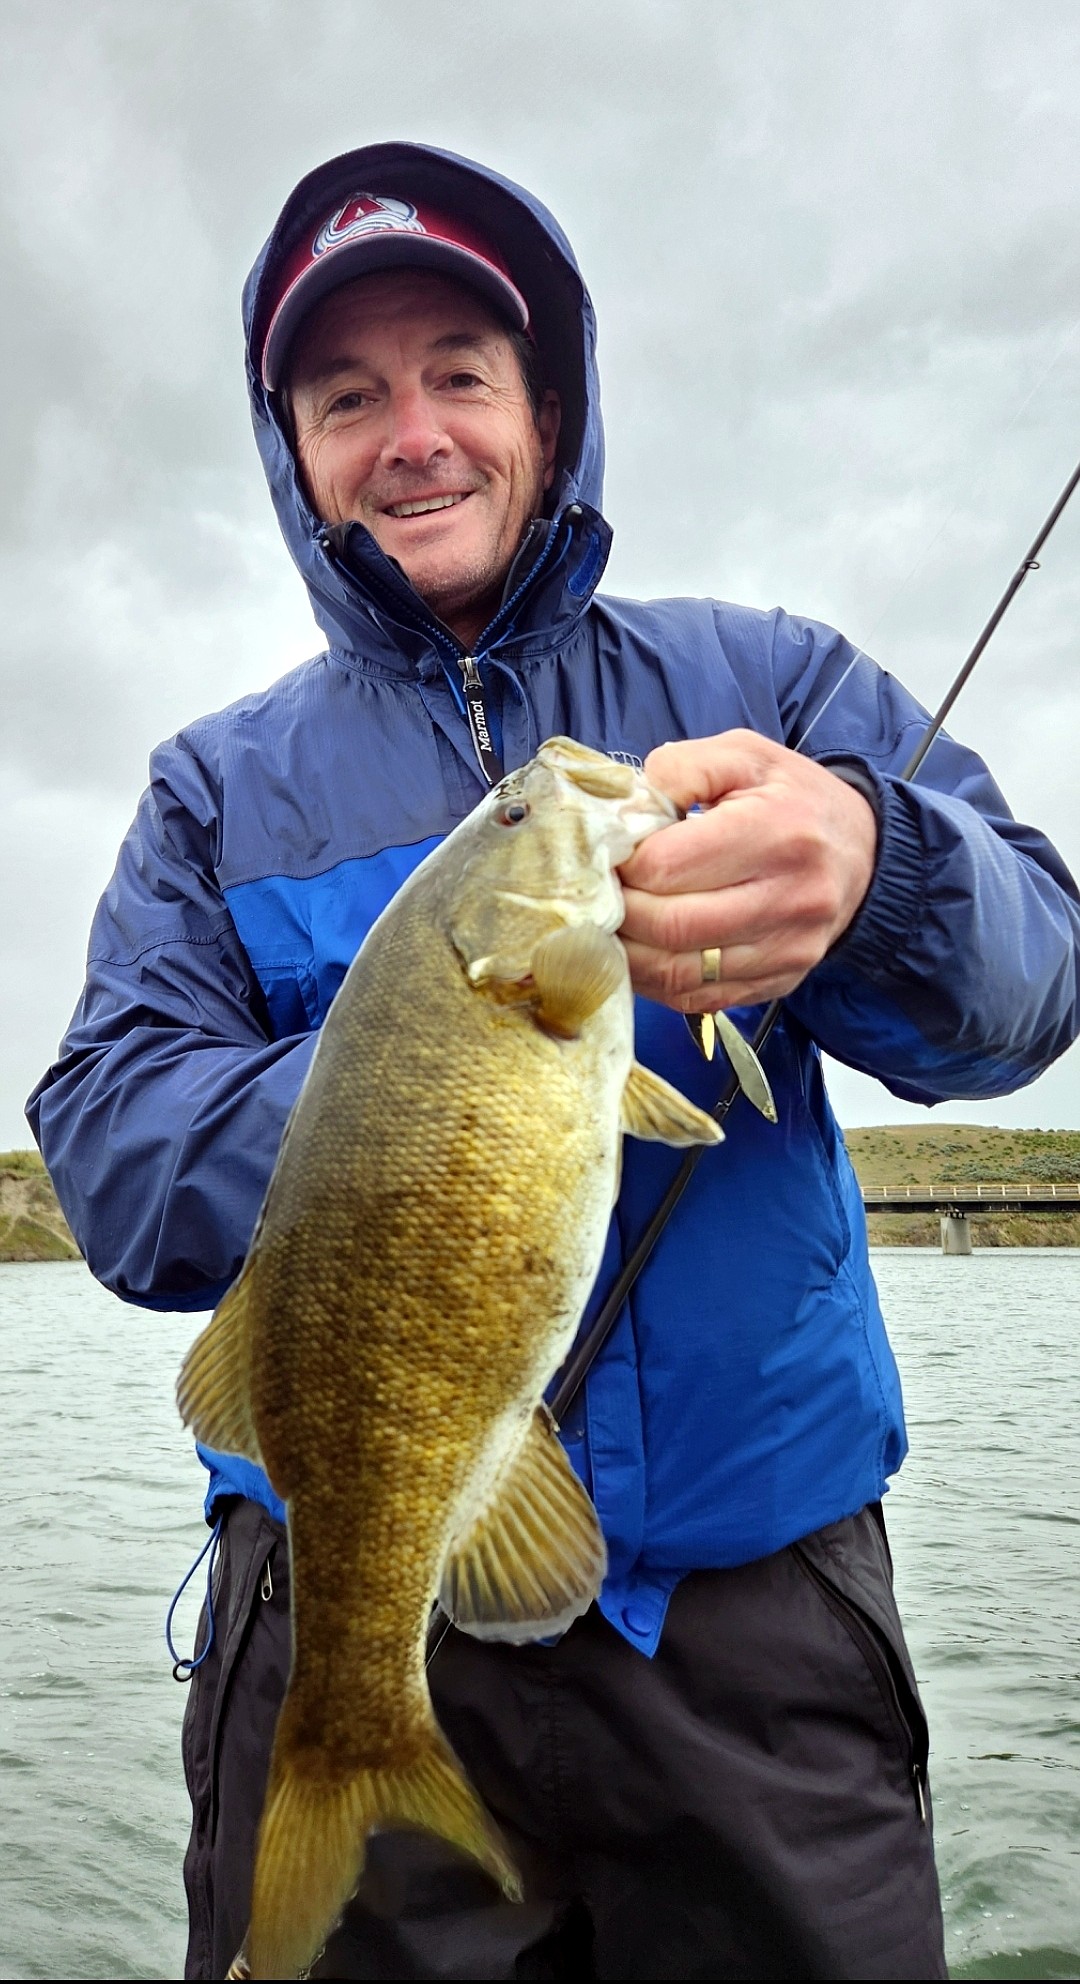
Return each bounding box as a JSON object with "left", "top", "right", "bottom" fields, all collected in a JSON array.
[
  {"left": 0, "top": 1153, "right": 79, "bottom": 1262},
  {"left": 6, "top": 1122, "right": 1080, "bottom": 1259}
]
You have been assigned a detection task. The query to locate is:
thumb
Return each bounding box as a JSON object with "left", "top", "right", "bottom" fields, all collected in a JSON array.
[{"left": 643, "top": 730, "right": 779, "bottom": 810}]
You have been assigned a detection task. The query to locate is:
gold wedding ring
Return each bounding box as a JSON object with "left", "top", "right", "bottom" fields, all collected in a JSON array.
[{"left": 700, "top": 946, "right": 722, "bottom": 984}]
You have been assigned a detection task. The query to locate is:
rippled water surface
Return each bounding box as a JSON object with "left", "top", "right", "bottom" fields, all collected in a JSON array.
[{"left": 1, "top": 1253, "right": 1078, "bottom": 1980}]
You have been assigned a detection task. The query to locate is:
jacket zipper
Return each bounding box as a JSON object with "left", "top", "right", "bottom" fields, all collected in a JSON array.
[
  {"left": 320, "top": 508, "right": 585, "bottom": 787},
  {"left": 454, "top": 516, "right": 578, "bottom": 785},
  {"left": 459, "top": 654, "right": 503, "bottom": 785}
]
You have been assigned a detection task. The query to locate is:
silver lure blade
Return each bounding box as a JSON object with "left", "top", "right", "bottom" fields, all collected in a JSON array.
[{"left": 684, "top": 1012, "right": 777, "bottom": 1124}]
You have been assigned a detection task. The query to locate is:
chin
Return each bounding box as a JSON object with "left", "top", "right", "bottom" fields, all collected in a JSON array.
[{"left": 406, "top": 557, "right": 501, "bottom": 623}]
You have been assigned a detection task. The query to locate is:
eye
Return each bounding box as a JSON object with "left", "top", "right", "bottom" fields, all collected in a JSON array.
[
  {"left": 328, "top": 390, "right": 372, "bottom": 414},
  {"left": 499, "top": 801, "right": 530, "bottom": 826}
]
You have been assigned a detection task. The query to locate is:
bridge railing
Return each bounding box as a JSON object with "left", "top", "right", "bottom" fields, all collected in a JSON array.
[{"left": 861, "top": 1182, "right": 1080, "bottom": 1203}]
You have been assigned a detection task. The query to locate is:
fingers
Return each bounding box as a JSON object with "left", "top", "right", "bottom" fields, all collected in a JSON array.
[
  {"left": 616, "top": 732, "right": 879, "bottom": 1018},
  {"left": 620, "top": 878, "right": 777, "bottom": 953},
  {"left": 640, "top": 730, "right": 782, "bottom": 812},
  {"left": 621, "top": 747, "right": 836, "bottom": 897},
  {"left": 620, "top": 798, "right": 770, "bottom": 895},
  {"left": 620, "top": 874, "right": 837, "bottom": 981},
  {"left": 621, "top": 935, "right": 819, "bottom": 1011}
]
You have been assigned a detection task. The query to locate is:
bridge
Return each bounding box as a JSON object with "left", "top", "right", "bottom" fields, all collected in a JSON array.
[{"left": 860, "top": 1181, "right": 1080, "bottom": 1253}]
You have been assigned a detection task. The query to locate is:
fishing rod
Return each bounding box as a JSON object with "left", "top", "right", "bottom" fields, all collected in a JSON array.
[
  {"left": 427, "top": 451, "right": 1080, "bottom": 1667},
  {"left": 552, "top": 450, "right": 1080, "bottom": 1420}
]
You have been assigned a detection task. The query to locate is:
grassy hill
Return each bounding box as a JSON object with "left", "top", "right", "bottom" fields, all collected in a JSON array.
[
  {"left": 3, "top": 1125, "right": 1080, "bottom": 1260},
  {"left": 843, "top": 1124, "right": 1080, "bottom": 1245},
  {"left": 0, "top": 1150, "right": 80, "bottom": 1262}
]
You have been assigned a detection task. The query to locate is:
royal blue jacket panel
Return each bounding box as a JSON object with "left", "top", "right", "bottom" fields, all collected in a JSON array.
[{"left": 28, "top": 144, "right": 1080, "bottom": 1655}]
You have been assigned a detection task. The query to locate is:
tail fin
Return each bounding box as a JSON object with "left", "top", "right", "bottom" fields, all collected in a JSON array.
[{"left": 247, "top": 1728, "right": 520, "bottom": 1979}]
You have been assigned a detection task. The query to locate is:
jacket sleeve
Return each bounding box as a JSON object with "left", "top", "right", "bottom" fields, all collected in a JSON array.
[
  {"left": 763, "top": 608, "right": 1080, "bottom": 1102},
  {"left": 26, "top": 735, "right": 317, "bottom": 1309}
]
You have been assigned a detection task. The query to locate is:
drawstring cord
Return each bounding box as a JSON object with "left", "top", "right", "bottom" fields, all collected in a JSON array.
[
  {"left": 166, "top": 1516, "right": 223, "bottom": 1682},
  {"left": 487, "top": 656, "right": 535, "bottom": 760}
]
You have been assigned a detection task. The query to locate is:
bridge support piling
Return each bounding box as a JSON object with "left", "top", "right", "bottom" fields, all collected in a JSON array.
[{"left": 940, "top": 1213, "right": 973, "bottom": 1256}]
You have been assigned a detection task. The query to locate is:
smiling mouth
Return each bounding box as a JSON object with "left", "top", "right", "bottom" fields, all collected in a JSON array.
[{"left": 384, "top": 492, "right": 471, "bottom": 519}]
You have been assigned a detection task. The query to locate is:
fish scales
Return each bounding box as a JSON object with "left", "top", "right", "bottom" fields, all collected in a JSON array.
[
  {"left": 256, "top": 921, "right": 616, "bottom": 1742},
  {"left": 177, "top": 738, "right": 724, "bottom": 1978}
]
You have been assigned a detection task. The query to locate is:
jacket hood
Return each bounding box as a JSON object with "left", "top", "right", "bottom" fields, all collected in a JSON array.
[{"left": 242, "top": 142, "right": 608, "bottom": 666}]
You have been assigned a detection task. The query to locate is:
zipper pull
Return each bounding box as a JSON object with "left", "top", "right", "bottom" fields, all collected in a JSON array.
[
  {"left": 912, "top": 1762, "right": 927, "bottom": 1824},
  {"left": 460, "top": 655, "right": 504, "bottom": 786},
  {"left": 260, "top": 1555, "right": 274, "bottom": 1603}
]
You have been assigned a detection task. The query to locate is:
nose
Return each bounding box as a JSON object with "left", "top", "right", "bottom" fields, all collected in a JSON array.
[{"left": 379, "top": 385, "right": 453, "bottom": 472}]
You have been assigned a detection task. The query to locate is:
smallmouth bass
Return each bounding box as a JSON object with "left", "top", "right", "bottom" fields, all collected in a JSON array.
[{"left": 177, "top": 737, "right": 723, "bottom": 1978}]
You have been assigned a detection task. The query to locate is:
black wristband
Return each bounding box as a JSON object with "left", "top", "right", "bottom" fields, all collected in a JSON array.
[{"left": 820, "top": 756, "right": 885, "bottom": 839}]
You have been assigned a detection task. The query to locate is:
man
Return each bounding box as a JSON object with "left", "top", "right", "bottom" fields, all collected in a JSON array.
[{"left": 28, "top": 143, "right": 1080, "bottom": 1980}]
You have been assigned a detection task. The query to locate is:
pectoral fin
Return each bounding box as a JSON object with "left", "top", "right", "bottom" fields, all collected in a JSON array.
[
  {"left": 440, "top": 1405, "right": 607, "bottom": 1642},
  {"left": 620, "top": 1061, "right": 723, "bottom": 1146},
  {"left": 176, "top": 1268, "right": 262, "bottom": 1464},
  {"left": 530, "top": 924, "right": 626, "bottom": 1039}
]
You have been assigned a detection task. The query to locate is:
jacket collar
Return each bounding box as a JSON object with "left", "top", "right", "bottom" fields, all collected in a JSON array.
[{"left": 310, "top": 495, "right": 611, "bottom": 680}]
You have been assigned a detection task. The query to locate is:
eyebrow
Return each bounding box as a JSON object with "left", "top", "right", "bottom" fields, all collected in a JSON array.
[{"left": 299, "top": 329, "right": 499, "bottom": 391}]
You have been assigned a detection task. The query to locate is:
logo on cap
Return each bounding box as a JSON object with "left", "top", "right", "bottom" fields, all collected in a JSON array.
[{"left": 313, "top": 194, "right": 426, "bottom": 257}]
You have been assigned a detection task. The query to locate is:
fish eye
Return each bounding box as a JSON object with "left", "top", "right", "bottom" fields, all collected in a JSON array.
[{"left": 499, "top": 801, "right": 530, "bottom": 826}]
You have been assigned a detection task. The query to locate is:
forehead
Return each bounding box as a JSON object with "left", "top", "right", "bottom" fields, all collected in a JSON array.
[{"left": 287, "top": 270, "right": 509, "bottom": 381}]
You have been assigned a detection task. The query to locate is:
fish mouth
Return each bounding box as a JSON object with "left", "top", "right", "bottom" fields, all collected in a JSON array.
[
  {"left": 536, "top": 738, "right": 678, "bottom": 837},
  {"left": 616, "top": 788, "right": 680, "bottom": 839},
  {"left": 537, "top": 738, "right": 638, "bottom": 798}
]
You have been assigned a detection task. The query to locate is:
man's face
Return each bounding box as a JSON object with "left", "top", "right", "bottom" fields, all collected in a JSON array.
[{"left": 287, "top": 271, "right": 561, "bottom": 641}]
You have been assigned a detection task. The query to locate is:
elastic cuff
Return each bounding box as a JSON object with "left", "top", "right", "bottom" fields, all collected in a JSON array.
[{"left": 817, "top": 761, "right": 929, "bottom": 979}]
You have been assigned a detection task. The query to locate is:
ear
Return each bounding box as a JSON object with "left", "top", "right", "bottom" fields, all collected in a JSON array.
[{"left": 538, "top": 390, "right": 562, "bottom": 490}]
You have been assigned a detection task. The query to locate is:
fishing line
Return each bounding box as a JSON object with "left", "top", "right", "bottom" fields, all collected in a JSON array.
[
  {"left": 795, "top": 310, "right": 1080, "bottom": 756},
  {"left": 551, "top": 467, "right": 1080, "bottom": 1463},
  {"left": 427, "top": 327, "right": 1080, "bottom": 1673}
]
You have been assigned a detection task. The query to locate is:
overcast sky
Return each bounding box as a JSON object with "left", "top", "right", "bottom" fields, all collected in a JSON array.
[{"left": 4, "top": 0, "right": 1080, "bottom": 1150}]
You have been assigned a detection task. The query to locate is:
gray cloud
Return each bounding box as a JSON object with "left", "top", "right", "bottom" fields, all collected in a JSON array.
[{"left": 5, "top": 0, "right": 1080, "bottom": 1143}]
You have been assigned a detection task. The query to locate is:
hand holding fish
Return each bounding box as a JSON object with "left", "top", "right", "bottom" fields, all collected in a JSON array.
[{"left": 618, "top": 731, "right": 878, "bottom": 1011}]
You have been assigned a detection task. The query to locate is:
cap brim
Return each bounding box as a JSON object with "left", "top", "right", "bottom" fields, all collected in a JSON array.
[{"left": 262, "top": 236, "right": 530, "bottom": 390}]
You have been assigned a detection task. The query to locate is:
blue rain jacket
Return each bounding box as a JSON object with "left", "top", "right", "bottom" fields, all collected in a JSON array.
[{"left": 28, "top": 145, "right": 1080, "bottom": 1655}]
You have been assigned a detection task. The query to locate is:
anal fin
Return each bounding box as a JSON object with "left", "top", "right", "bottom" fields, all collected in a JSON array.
[
  {"left": 176, "top": 1267, "right": 262, "bottom": 1463},
  {"left": 621, "top": 1061, "right": 723, "bottom": 1147},
  {"left": 440, "top": 1406, "right": 607, "bottom": 1642}
]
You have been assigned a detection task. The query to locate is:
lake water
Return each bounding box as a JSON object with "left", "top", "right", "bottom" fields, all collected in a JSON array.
[{"left": 0, "top": 1252, "right": 1077, "bottom": 1981}]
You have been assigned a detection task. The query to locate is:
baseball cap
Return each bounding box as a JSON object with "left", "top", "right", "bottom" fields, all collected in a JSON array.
[{"left": 259, "top": 192, "right": 531, "bottom": 390}]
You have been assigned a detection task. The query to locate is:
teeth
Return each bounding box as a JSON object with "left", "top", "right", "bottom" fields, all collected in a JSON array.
[{"left": 387, "top": 493, "right": 467, "bottom": 518}]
